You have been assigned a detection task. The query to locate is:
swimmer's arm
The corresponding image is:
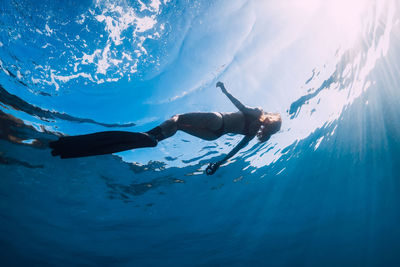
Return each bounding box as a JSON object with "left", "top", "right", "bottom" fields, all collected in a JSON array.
[
  {"left": 206, "top": 135, "right": 252, "bottom": 175},
  {"left": 217, "top": 82, "right": 249, "bottom": 112},
  {"left": 218, "top": 135, "right": 252, "bottom": 165},
  {"left": 216, "top": 82, "right": 263, "bottom": 117}
]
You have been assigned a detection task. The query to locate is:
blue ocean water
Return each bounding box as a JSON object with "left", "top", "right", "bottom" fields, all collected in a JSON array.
[{"left": 1, "top": 0, "right": 400, "bottom": 265}]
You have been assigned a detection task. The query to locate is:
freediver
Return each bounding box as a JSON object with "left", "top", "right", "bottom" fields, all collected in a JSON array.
[{"left": 50, "top": 81, "right": 282, "bottom": 175}]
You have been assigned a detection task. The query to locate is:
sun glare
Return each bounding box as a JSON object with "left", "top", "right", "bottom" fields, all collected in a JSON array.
[{"left": 320, "top": 0, "right": 371, "bottom": 46}]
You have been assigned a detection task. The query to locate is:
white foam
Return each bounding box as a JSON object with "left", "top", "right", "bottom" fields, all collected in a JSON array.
[{"left": 22, "top": 0, "right": 169, "bottom": 90}]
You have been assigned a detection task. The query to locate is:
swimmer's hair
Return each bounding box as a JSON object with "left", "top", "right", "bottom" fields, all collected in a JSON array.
[{"left": 260, "top": 112, "right": 282, "bottom": 134}]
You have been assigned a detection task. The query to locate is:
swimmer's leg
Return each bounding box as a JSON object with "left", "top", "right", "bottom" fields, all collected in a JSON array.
[
  {"left": 178, "top": 112, "right": 224, "bottom": 140},
  {"left": 146, "top": 115, "right": 179, "bottom": 141},
  {"left": 50, "top": 112, "right": 223, "bottom": 158},
  {"left": 178, "top": 112, "right": 223, "bottom": 131},
  {"left": 147, "top": 112, "right": 223, "bottom": 141}
]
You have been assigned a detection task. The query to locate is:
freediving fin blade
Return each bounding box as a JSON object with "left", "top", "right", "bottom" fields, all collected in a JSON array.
[{"left": 49, "top": 131, "right": 157, "bottom": 159}]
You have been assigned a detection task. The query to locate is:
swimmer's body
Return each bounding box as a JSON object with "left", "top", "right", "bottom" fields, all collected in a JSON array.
[{"left": 50, "top": 82, "right": 282, "bottom": 175}]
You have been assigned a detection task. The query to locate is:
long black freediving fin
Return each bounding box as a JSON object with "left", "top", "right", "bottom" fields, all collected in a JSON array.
[{"left": 49, "top": 131, "right": 157, "bottom": 159}]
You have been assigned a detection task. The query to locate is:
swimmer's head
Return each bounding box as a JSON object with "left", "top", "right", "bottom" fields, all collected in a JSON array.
[{"left": 257, "top": 113, "right": 282, "bottom": 142}]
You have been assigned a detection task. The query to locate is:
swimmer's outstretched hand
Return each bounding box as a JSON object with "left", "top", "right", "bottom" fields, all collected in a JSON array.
[
  {"left": 216, "top": 81, "right": 227, "bottom": 93},
  {"left": 206, "top": 162, "right": 220, "bottom": 175}
]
